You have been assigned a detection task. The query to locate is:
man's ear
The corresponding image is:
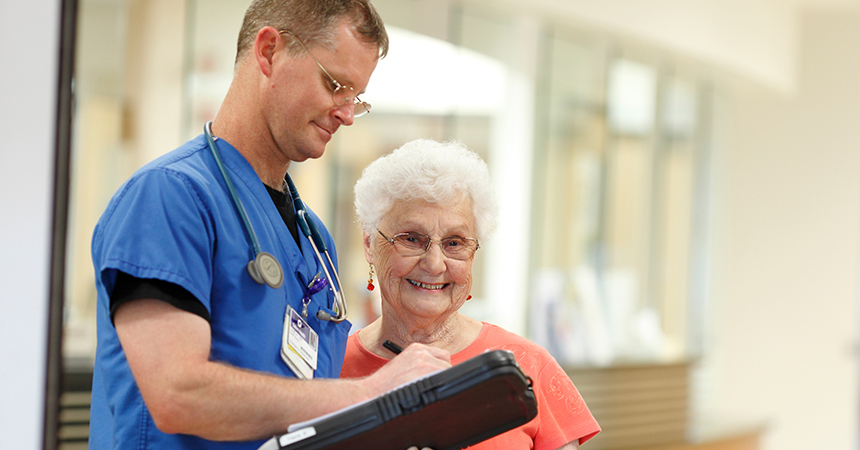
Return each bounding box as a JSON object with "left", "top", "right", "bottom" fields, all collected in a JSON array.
[{"left": 253, "top": 26, "right": 282, "bottom": 77}]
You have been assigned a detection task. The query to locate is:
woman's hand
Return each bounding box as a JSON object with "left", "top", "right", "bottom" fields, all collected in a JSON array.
[{"left": 555, "top": 440, "right": 580, "bottom": 450}]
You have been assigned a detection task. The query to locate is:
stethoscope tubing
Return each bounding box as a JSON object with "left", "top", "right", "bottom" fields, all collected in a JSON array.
[
  {"left": 204, "top": 121, "right": 347, "bottom": 322},
  {"left": 205, "top": 121, "right": 263, "bottom": 256},
  {"left": 285, "top": 175, "right": 348, "bottom": 322}
]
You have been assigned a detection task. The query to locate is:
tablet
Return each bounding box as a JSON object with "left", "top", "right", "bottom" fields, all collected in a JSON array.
[{"left": 259, "top": 349, "right": 537, "bottom": 450}]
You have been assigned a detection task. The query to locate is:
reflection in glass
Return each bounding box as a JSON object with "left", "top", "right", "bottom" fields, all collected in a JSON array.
[{"left": 531, "top": 35, "right": 712, "bottom": 366}]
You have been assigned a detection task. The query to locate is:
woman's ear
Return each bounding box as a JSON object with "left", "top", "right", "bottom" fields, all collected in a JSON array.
[
  {"left": 253, "top": 26, "right": 281, "bottom": 77},
  {"left": 362, "top": 231, "right": 374, "bottom": 264}
]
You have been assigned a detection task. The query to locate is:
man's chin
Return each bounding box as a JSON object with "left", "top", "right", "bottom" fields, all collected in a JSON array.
[{"left": 296, "top": 144, "right": 328, "bottom": 162}]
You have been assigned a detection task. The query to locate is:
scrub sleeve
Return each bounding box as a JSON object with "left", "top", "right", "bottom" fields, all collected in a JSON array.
[{"left": 89, "top": 134, "right": 350, "bottom": 450}]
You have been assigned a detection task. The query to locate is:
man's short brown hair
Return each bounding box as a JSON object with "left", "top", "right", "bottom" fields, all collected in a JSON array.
[{"left": 235, "top": 0, "right": 388, "bottom": 63}]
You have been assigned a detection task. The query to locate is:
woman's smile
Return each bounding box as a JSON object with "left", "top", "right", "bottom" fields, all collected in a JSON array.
[{"left": 407, "top": 279, "right": 449, "bottom": 290}]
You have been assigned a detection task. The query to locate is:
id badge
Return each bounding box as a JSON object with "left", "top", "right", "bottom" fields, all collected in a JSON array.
[{"left": 281, "top": 306, "right": 318, "bottom": 380}]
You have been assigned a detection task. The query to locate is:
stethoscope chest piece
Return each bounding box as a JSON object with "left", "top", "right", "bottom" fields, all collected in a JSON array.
[{"left": 247, "top": 251, "right": 284, "bottom": 289}]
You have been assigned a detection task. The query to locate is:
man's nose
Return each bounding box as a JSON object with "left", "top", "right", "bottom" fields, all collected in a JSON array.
[{"left": 331, "top": 103, "right": 355, "bottom": 126}]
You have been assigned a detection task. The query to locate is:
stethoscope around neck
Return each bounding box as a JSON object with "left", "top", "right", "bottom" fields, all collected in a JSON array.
[{"left": 204, "top": 121, "right": 347, "bottom": 322}]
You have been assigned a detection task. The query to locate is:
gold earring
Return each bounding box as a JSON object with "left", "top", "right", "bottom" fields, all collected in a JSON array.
[{"left": 367, "top": 264, "right": 375, "bottom": 291}]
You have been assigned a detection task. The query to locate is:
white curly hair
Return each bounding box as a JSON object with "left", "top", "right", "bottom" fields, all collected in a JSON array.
[{"left": 354, "top": 139, "right": 498, "bottom": 242}]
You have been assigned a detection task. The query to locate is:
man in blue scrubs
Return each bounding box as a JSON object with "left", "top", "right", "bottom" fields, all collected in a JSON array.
[{"left": 88, "top": 1, "right": 451, "bottom": 449}]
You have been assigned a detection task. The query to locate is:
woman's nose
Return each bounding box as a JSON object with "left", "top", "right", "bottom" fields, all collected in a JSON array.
[{"left": 419, "top": 241, "right": 447, "bottom": 274}]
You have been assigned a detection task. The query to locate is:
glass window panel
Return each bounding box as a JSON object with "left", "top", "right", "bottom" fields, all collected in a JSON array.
[
  {"left": 662, "top": 78, "right": 698, "bottom": 138},
  {"left": 607, "top": 59, "right": 658, "bottom": 135},
  {"left": 604, "top": 136, "right": 653, "bottom": 302},
  {"left": 531, "top": 31, "right": 614, "bottom": 365},
  {"left": 65, "top": 0, "right": 133, "bottom": 364},
  {"left": 184, "top": 0, "right": 246, "bottom": 139},
  {"left": 533, "top": 31, "right": 713, "bottom": 365},
  {"left": 656, "top": 144, "right": 694, "bottom": 357},
  {"left": 649, "top": 75, "right": 700, "bottom": 358}
]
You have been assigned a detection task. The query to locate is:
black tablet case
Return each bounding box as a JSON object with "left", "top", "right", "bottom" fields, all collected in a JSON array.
[{"left": 260, "top": 349, "right": 537, "bottom": 450}]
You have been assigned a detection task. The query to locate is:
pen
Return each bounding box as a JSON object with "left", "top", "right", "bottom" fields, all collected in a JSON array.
[{"left": 383, "top": 340, "right": 403, "bottom": 355}]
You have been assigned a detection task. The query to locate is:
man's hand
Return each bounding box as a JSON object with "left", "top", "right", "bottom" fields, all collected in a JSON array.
[{"left": 365, "top": 343, "right": 451, "bottom": 393}]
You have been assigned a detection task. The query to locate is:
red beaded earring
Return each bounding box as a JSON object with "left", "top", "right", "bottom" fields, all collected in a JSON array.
[
  {"left": 367, "top": 264, "right": 375, "bottom": 291},
  {"left": 467, "top": 295, "right": 472, "bottom": 300}
]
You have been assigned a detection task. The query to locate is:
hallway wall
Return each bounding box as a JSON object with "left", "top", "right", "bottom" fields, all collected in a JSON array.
[
  {"left": 0, "top": 0, "right": 62, "bottom": 448},
  {"left": 706, "top": 9, "right": 860, "bottom": 450}
]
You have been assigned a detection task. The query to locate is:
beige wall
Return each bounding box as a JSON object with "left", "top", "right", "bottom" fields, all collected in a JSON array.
[{"left": 705, "top": 10, "right": 860, "bottom": 450}]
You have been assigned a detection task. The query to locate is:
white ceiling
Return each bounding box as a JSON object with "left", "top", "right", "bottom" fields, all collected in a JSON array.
[
  {"left": 787, "top": 0, "right": 860, "bottom": 9},
  {"left": 465, "top": 0, "right": 860, "bottom": 91}
]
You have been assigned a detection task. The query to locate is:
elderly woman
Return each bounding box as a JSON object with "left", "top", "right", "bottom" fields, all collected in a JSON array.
[{"left": 342, "top": 139, "right": 600, "bottom": 450}]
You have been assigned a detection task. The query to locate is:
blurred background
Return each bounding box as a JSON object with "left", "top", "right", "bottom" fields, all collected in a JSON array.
[{"left": 14, "top": 0, "right": 860, "bottom": 449}]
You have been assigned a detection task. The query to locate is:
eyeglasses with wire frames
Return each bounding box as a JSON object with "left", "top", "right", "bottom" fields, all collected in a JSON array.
[
  {"left": 278, "top": 30, "right": 371, "bottom": 117},
  {"left": 377, "top": 230, "right": 480, "bottom": 260}
]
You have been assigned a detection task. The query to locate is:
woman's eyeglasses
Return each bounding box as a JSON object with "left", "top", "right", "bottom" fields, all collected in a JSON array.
[{"left": 378, "top": 230, "right": 480, "bottom": 260}]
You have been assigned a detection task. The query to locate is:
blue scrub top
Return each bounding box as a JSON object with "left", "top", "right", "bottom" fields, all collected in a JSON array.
[{"left": 88, "top": 134, "right": 351, "bottom": 450}]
